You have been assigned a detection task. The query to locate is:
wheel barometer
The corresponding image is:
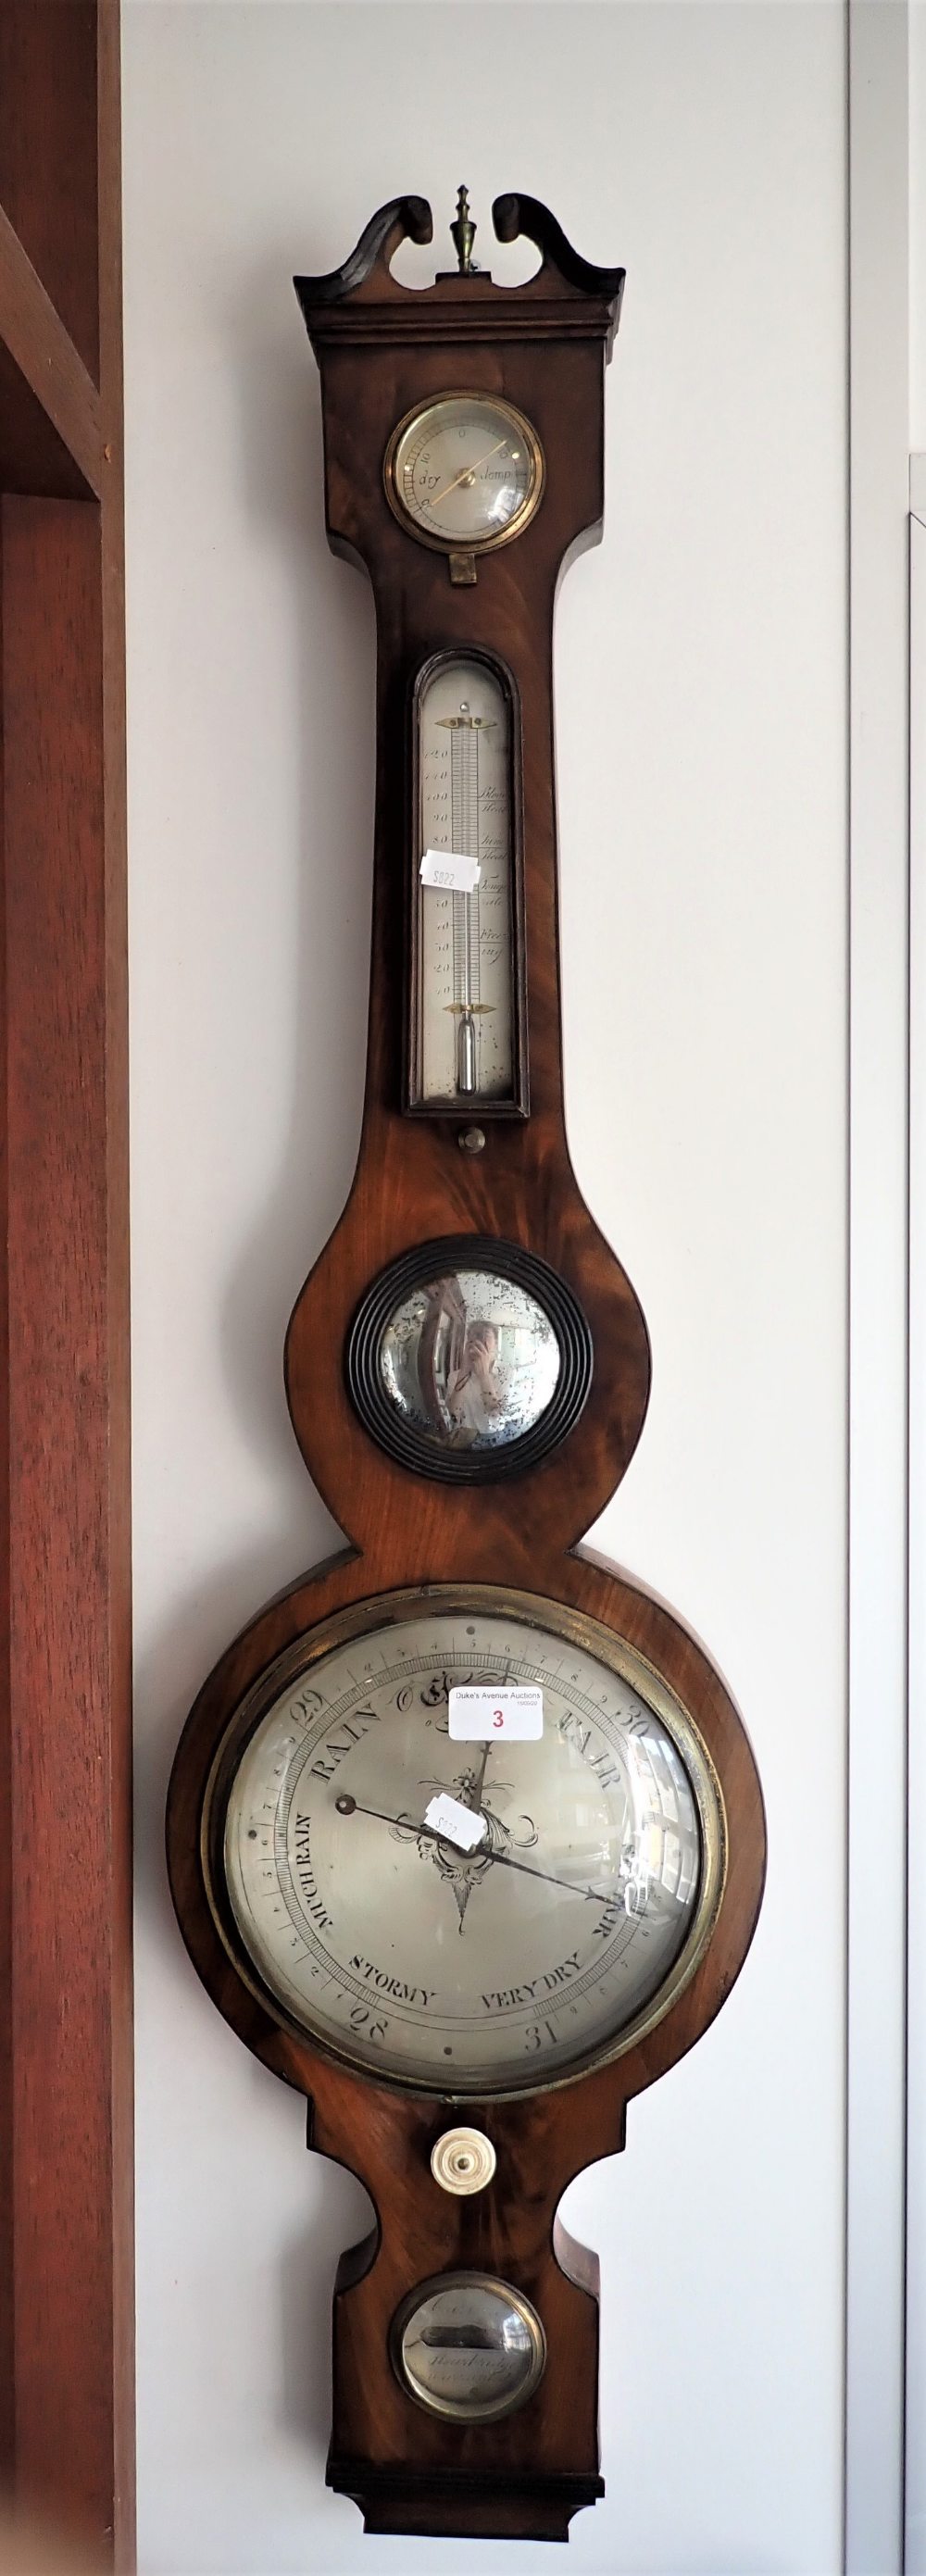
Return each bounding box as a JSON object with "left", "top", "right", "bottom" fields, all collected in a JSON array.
[{"left": 168, "top": 189, "right": 766, "bottom": 2545}]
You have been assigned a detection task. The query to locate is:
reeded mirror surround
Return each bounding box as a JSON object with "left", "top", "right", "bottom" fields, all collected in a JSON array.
[
  {"left": 377, "top": 1267, "right": 561, "bottom": 1451},
  {"left": 344, "top": 1236, "right": 594, "bottom": 1483}
]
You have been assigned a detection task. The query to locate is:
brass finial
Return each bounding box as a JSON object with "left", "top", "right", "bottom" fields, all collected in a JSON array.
[{"left": 451, "top": 184, "right": 477, "bottom": 276}]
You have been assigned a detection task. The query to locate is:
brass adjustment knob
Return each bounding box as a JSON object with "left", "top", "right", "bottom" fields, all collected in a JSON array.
[{"left": 430, "top": 2127, "right": 496, "bottom": 2196}]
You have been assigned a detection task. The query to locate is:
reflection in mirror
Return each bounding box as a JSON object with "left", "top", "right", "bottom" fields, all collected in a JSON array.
[{"left": 377, "top": 1269, "right": 561, "bottom": 1451}]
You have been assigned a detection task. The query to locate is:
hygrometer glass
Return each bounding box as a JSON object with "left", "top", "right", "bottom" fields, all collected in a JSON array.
[
  {"left": 211, "top": 1592, "right": 722, "bottom": 2095},
  {"left": 386, "top": 393, "right": 544, "bottom": 551},
  {"left": 416, "top": 657, "right": 516, "bottom": 1106}
]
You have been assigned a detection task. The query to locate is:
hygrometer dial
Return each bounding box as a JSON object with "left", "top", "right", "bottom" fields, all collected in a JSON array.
[
  {"left": 207, "top": 1590, "right": 724, "bottom": 2097},
  {"left": 385, "top": 393, "right": 544, "bottom": 553}
]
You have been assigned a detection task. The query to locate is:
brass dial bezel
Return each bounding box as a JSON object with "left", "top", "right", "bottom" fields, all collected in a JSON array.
[
  {"left": 200, "top": 1582, "right": 728, "bottom": 2103},
  {"left": 390, "top": 2270, "right": 547, "bottom": 2424},
  {"left": 383, "top": 392, "right": 545, "bottom": 556}
]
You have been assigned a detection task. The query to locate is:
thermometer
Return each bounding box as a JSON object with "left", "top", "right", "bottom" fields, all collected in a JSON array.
[{"left": 412, "top": 656, "right": 521, "bottom": 1111}]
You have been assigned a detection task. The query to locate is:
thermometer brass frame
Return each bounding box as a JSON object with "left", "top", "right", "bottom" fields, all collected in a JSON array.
[{"left": 406, "top": 647, "right": 529, "bottom": 1118}]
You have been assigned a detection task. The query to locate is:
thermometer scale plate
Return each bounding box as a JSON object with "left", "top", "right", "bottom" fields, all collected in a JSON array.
[{"left": 408, "top": 653, "right": 527, "bottom": 1117}]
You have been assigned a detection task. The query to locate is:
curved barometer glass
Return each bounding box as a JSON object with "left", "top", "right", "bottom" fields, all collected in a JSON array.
[{"left": 206, "top": 1590, "right": 725, "bottom": 2097}]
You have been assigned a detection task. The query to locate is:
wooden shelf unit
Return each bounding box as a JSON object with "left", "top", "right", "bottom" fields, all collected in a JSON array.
[{"left": 0, "top": 4, "right": 133, "bottom": 2563}]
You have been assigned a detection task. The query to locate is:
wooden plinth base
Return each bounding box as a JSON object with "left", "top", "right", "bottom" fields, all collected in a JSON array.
[{"left": 327, "top": 2456, "right": 605, "bottom": 2543}]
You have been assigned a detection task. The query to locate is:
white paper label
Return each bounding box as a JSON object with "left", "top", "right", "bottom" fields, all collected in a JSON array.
[
  {"left": 420, "top": 847, "right": 481, "bottom": 894},
  {"left": 423, "top": 1792, "right": 487, "bottom": 1852},
  {"left": 448, "top": 1686, "right": 544, "bottom": 1742}
]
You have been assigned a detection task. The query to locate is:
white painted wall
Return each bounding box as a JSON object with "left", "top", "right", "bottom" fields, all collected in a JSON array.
[
  {"left": 907, "top": 16, "right": 926, "bottom": 2570},
  {"left": 124, "top": 6, "right": 848, "bottom": 2571},
  {"left": 911, "top": 1, "right": 926, "bottom": 450}
]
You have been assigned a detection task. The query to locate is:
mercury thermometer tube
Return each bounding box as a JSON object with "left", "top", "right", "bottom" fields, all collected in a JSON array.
[
  {"left": 417, "top": 658, "right": 515, "bottom": 1106},
  {"left": 437, "top": 705, "right": 487, "bottom": 1095}
]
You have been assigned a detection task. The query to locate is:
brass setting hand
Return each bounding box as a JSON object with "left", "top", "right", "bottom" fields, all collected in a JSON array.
[{"left": 428, "top": 437, "right": 508, "bottom": 511}]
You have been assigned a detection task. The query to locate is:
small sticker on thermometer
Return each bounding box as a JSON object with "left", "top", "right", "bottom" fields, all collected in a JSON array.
[
  {"left": 449, "top": 1686, "right": 544, "bottom": 1742},
  {"left": 420, "top": 848, "right": 481, "bottom": 894},
  {"left": 423, "top": 1793, "right": 487, "bottom": 1853}
]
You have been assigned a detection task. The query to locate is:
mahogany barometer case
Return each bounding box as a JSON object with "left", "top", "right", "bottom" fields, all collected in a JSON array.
[{"left": 167, "top": 188, "right": 766, "bottom": 2546}]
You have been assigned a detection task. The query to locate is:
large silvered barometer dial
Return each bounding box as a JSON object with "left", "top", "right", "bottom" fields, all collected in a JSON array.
[{"left": 209, "top": 1593, "right": 723, "bottom": 2095}]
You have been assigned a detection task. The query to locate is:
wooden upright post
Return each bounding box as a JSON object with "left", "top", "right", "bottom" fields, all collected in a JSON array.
[{"left": 0, "top": 5, "right": 133, "bottom": 2561}]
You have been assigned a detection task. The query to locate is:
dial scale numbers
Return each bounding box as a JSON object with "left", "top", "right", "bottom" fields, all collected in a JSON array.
[
  {"left": 386, "top": 394, "right": 544, "bottom": 552},
  {"left": 402, "top": 413, "right": 532, "bottom": 538},
  {"left": 214, "top": 1602, "right": 723, "bottom": 2095}
]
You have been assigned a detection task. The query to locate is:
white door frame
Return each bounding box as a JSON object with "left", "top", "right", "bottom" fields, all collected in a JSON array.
[
  {"left": 906, "top": 469, "right": 926, "bottom": 2576},
  {"left": 847, "top": 5, "right": 909, "bottom": 2571}
]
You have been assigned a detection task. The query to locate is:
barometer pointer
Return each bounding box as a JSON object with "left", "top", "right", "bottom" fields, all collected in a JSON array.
[{"left": 333, "top": 1790, "right": 608, "bottom": 1904}]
